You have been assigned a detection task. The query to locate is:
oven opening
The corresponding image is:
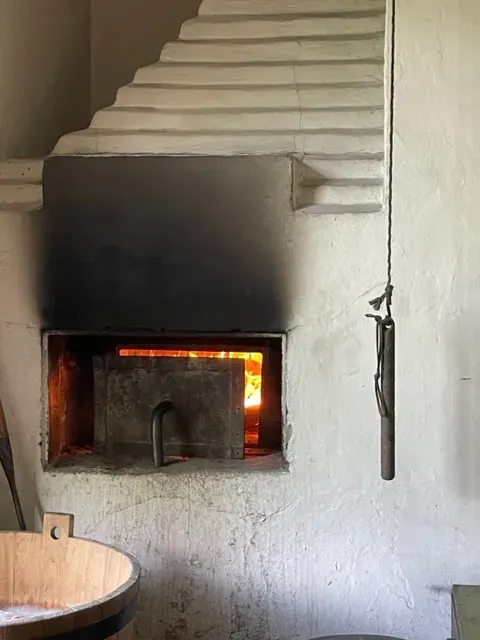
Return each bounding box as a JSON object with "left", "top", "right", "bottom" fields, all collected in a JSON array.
[{"left": 45, "top": 333, "right": 283, "bottom": 469}]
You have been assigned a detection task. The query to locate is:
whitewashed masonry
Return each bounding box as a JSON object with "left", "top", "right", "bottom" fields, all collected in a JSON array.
[
  {"left": 53, "top": 0, "right": 386, "bottom": 215},
  {"left": 0, "top": 160, "right": 43, "bottom": 213}
]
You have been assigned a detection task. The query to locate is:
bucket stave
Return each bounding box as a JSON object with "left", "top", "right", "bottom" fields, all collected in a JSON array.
[{"left": 0, "top": 513, "right": 140, "bottom": 640}]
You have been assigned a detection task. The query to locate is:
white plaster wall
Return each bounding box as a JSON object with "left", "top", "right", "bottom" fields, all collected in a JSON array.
[
  {"left": 91, "top": 0, "right": 203, "bottom": 113},
  {"left": 0, "top": 209, "right": 42, "bottom": 529},
  {"left": 1, "top": 0, "right": 480, "bottom": 638},
  {"left": 0, "top": 0, "right": 91, "bottom": 159}
]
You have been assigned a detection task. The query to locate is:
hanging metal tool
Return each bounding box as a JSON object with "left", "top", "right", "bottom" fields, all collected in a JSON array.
[
  {"left": 367, "top": 289, "right": 395, "bottom": 481},
  {"left": 367, "top": 0, "right": 397, "bottom": 481}
]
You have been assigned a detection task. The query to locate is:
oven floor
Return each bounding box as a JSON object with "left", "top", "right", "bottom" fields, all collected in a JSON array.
[{"left": 47, "top": 451, "right": 285, "bottom": 476}]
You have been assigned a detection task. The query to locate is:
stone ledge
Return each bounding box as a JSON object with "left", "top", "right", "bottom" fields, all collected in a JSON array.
[{"left": 44, "top": 452, "right": 287, "bottom": 477}]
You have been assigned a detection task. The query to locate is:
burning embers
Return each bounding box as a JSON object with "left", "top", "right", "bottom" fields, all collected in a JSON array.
[{"left": 118, "top": 349, "right": 261, "bottom": 406}]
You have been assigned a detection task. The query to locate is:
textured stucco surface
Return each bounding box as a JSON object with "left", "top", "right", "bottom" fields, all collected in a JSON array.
[
  {"left": 58, "top": 0, "right": 386, "bottom": 216},
  {"left": 1, "top": 1, "right": 480, "bottom": 640},
  {"left": 0, "top": 0, "right": 90, "bottom": 159}
]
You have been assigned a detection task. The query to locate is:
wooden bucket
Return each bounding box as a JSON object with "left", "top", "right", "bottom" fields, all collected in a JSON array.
[{"left": 0, "top": 513, "right": 141, "bottom": 640}]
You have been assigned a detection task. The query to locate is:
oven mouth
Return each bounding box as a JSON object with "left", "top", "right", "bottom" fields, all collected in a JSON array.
[{"left": 44, "top": 331, "right": 284, "bottom": 471}]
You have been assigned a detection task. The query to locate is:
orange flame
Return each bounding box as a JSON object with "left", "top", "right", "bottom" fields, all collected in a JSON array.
[{"left": 118, "top": 349, "right": 263, "bottom": 408}]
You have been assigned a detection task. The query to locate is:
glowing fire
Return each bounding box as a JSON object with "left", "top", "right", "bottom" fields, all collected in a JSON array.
[{"left": 118, "top": 349, "right": 263, "bottom": 408}]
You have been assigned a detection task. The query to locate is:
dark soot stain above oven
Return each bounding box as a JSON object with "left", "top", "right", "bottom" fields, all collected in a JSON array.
[{"left": 40, "top": 155, "right": 292, "bottom": 333}]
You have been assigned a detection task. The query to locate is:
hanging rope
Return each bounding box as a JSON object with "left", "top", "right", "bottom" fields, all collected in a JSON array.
[{"left": 366, "top": 0, "right": 397, "bottom": 481}]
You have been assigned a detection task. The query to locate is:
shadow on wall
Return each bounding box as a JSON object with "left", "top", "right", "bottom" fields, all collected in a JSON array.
[
  {"left": 0, "top": 210, "right": 44, "bottom": 530},
  {"left": 0, "top": 0, "right": 91, "bottom": 158},
  {"left": 91, "top": 0, "right": 203, "bottom": 113},
  {"left": 135, "top": 561, "right": 295, "bottom": 640},
  {"left": 133, "top": 558, "right": 405, "bottom": 640},
  {"left": 0, "top": 350, "right": 42, "bottom": 532}
]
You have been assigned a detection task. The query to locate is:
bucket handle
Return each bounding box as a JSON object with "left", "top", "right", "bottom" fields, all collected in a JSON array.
[{"left": 43, "top": 513, "right": 74, "bottom": 541}]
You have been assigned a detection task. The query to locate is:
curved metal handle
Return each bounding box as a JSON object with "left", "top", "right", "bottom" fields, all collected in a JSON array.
[{"left": 151, "top": 400, "right": 174, "bottom": 468}]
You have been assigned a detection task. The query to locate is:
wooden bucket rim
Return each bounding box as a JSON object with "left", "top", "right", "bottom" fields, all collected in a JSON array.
[{"left": 0, "top": 517, "right": 141, "bottom": 634}]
